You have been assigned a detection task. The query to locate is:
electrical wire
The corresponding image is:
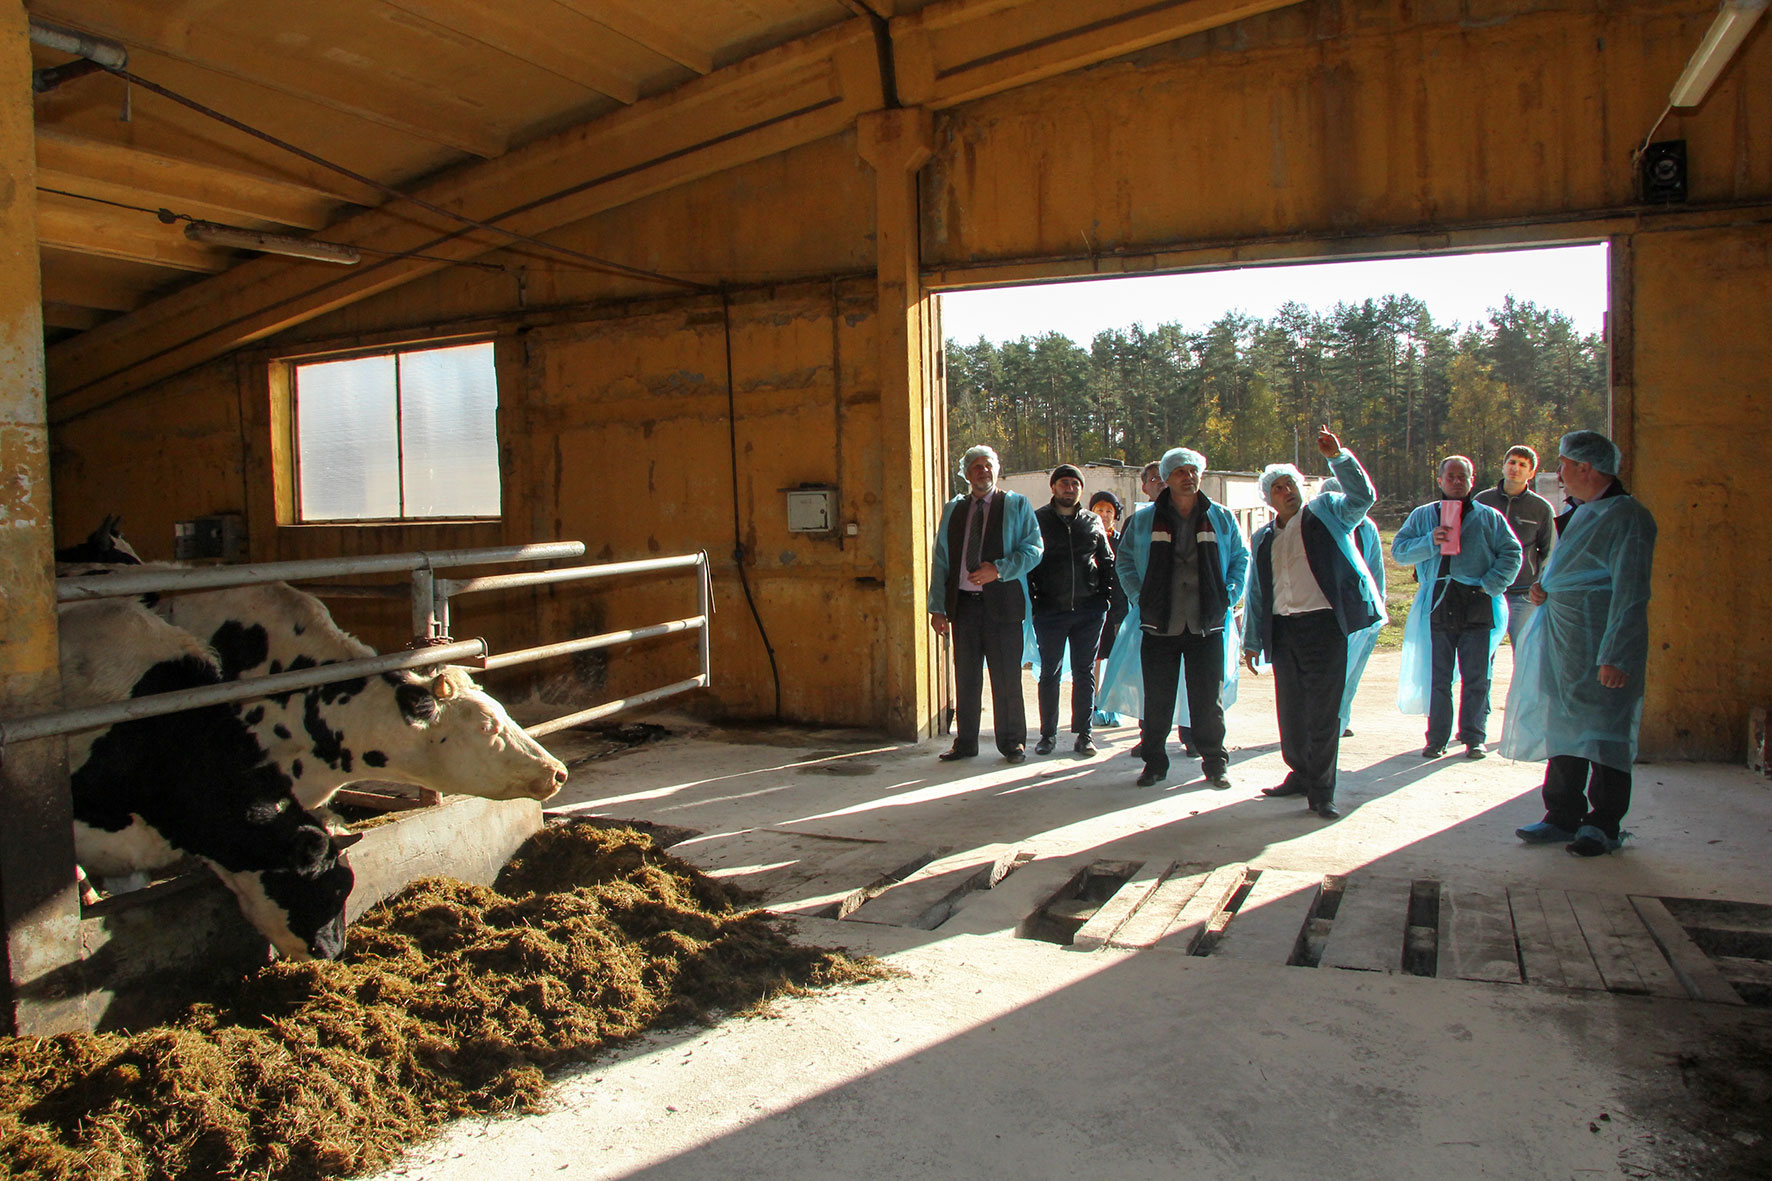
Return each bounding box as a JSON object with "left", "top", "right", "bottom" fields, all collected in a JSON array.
[
  {"left": 721, "top": 289, "right": 782, "bottom": 720},
  {"left": 36, "top": 186, "right": 510, "bottom": 272},
  {"left": 101, "top": 65, "right": 712, "bottom": 294}
]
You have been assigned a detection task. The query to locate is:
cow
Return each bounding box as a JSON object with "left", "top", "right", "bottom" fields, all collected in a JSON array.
[
  {"left": 59, "top": 598, "right": 361, "bottom": 960},
  {"left": 152, "top": 580, "right": 568, "bottom": 809},
  {"left": 55, "top": 514, "right": 143, "bottom": 565}
]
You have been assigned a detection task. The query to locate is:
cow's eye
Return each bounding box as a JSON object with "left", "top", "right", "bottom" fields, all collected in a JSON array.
[{"left": 479, "top": 713, "right": 498, "bottom": 735}]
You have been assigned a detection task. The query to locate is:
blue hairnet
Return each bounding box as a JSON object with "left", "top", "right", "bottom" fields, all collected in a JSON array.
[
  {"left": 1158, "top": 448, "right": 1207, "bottom": 480},
  {"left": 1259, "top": 463, "right": 1304, "bottom": 502},
  {"left": 1320, "top": 478, "right": 1342, "bottom": 495},
  {"left": 958, "top": 445, "right": 1000, "bottom": 480},
  {"left": 1559, "top": 430, "right": 1620, "bottom": 475}
]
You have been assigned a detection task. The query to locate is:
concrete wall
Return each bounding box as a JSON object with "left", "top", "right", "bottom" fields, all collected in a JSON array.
[{"left": 44, "top": 0, "right": 1772, "bottom": 755}]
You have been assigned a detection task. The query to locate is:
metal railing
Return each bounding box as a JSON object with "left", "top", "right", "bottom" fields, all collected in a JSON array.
[{"left": 4, "top": 543, "right": 712, "bottom": 749}]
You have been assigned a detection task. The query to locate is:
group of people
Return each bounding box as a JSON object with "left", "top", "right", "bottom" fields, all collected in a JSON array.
[{"left": 926, "top": 429, "right": 1656, "bottom": 856}]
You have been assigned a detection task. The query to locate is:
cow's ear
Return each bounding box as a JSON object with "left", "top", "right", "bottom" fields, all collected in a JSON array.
[
  {"left": 293, "top": 826, "right": 330, "bottom": 870},
  {"left": 330, "top": 831, "right": 363, "bottom": 853},
  {"left": 396, "top": 680, "right": 439, "bottom": 723}
]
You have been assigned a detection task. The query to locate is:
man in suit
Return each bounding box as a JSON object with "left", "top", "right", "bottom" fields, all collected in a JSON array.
[{"left": 928, "top": 445, "right": 1043, "bottom": 764}]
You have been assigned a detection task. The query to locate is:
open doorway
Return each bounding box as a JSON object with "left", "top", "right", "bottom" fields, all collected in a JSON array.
[{"left": 935, "top": 243, "right": 1610, "bottom": 518}]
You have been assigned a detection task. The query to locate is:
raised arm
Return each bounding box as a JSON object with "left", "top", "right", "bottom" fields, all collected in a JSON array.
[{"left": 991, "top": 494, "right": 1044, "bottom": 583}]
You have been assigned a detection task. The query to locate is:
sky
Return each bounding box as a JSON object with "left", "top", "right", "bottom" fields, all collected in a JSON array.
[{"left": 939, "top": 243, "right": 1609, "bottom": 347}]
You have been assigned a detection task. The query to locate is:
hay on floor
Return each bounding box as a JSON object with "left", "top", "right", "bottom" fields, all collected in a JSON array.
[{"left": 0, "top": 822, "right": 885, "bottom": 1181}]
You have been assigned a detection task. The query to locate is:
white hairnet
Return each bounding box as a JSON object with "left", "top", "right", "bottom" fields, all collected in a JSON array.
[
  {"left": 1158, "top": 448, "right": 1207, "bottom": 480},
  {"left": 1558, "top": 430, "right": 1620, "bottom": 475},
  {"left": 958, "top": 445, "right": 1000, "bottom": 481},
  {"left": 1319, "top": 478, "right": 1342, "bottom": 495},
  {"left": 1259, "top": 463, "right": 1305, "bottom": 502}
]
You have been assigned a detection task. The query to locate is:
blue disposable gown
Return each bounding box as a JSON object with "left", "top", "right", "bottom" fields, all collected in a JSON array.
[
  {"left": 927, "top": 490, "right": 1043, "bottom": 668},
  {"left": 1096, "top": 501, "right": 1249, "bottom": 722},
  {"left": 1499, "top": 493, "right": 1657, "bottom": 771},
  {"left": 1393, "top": 499, "right": 1522, "bottom": 715},
  {"left": 1338, "top": 516, "right": 1386, "bottom": 732}
]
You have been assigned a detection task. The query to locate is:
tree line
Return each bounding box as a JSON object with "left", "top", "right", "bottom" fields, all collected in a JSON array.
[{"left": 944, "top": 295, "right": 1607, "bottom": 516}]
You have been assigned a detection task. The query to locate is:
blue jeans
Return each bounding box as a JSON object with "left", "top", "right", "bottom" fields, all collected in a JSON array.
[
  {"left": 1503, "top": 591, "right": 1535, "bottom": 649},
  {"left": 1034, "top": 605, "right": 1108, "bottom": 739},
  {"left": 1428, "top": 625, "right": 1492, "bottom": 748}
]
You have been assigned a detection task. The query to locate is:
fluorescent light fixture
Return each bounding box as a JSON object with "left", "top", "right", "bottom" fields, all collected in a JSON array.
[
  {"left": 1669, "top": 0, "right": 1767, "bottom": 107},
  {"left": 184, "top": 222, "right": 361, "bottom": 265}
]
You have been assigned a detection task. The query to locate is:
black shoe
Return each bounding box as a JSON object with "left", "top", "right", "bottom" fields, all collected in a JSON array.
[
  {"left": 1034, "top": 736, "right": 1056, "bottom": 756},
  {"left": 1202, "top": 762, "right": 1231, "bottom": 789},
  {"left": 1311, "top": 801, "right": 1341, "bottom": 820},
  {"left": 1004, "top": 748, "right": 1026, "bottom": 764},
  {"left": 1136, "top": 769, "right": 1166, "bottom": 787},
  {"left": 1342, "top": 728, "right": 1354, "bottom": 738},
  {"left": 1074, "top": 735, "right": 1097, "bottom": 756},
  {"left": 1127, "top": 743, "right": 1143, "bottom": 759},
  {"left": 1262, "top": 782, "right": 1308, "bottom": 798},
  {"left": 1180, "top": 744, "right": 1197, "bottom": 759},
  {"left": 1465, "top": 744, "right": 1487, "bottom": 760},
  {"left": 938, "top": 747, "right": 976, "bottom": 762},
  {"left": 1422, "top": 744, "right": 1447, "bottom": 759}
]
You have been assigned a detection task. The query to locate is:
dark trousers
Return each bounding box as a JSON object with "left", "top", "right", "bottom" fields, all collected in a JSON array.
[
  {"left": 1541, "top": 754, "right": 1633, "bottom": 839},
  {"left": 1428, "top": 624, "right": 1493, "bottom": 748},
  {"left": 1035, "top": 605, "right": 1108, "bottom": 739},
  {"left": 951, "top": 592, "right": 1027, "bottom": 756},
  {"left": 1273, "top": 610, "right": 1347, "bottom": 805},
  {"left": 1139, "top": 629, "right": 1226, "bottom": 777}
]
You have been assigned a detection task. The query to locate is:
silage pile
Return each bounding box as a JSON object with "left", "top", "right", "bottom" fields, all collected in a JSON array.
[{"left": 0, "top": 822, "right": 884, "bottom": 1181}]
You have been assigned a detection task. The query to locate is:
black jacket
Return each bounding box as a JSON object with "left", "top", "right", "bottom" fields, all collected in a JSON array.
[
  {"left": 1474, "top": 480, "right": 1556, "bottom": 590},
  {"left": 1028, "top": 503, "right": 1113, "bottom": 615}
]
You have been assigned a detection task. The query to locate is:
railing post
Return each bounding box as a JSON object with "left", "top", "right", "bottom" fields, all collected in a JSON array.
[{"left": 410, "top": 566, "right": 436, "bottom": 642}]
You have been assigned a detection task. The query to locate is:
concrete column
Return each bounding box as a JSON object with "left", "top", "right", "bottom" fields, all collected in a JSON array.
[
  {"left": 858, "top": 108, "right": 939, "bottom": 742},
  {"left": 0, "top": 2, "right": 86, "bottom": 1035}
]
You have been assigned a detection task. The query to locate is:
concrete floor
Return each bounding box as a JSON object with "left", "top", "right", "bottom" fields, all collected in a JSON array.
[{"left": 368, "top": 650, "right": 1772, "bottom": 1180}]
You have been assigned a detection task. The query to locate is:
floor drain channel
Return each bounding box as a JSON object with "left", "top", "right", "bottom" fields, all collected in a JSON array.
[
  {"left": 1025, "top": 860, "right": 1143, "bottom": 946},
  {"left": 1404, "top": 879, "right": 1442, "bottom": 976}
]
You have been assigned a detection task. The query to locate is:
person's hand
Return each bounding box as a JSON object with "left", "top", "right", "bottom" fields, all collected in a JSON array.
[
  {"left": 1244, "top": 653, "right": 1260, "bottom": 674},
  {"left": 1597, "top": 664, "right": 1628, "bottom": 689},
  {"left": 972, "top": 561, "right": 1000, "bottom": 585},
  {"left": 1528, "top": 582, "right": 1546, "bottom": 606},
  {"left": 929, "top": 612, "right": 949, "bottom": 636},
  {"left": 1316, "top": 425, "right": 1341, "bottom": 457},
  {"left": 1431, "top": 526, "right": 1452, "bottom": 547}
]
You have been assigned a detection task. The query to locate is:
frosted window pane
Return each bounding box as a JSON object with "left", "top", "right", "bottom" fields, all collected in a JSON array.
[
  {"left": 296, "top": 355, "right": 400, "bottom": 521},
  {"left": 399, "top": 342, "right": 501, "bottom": 517}
]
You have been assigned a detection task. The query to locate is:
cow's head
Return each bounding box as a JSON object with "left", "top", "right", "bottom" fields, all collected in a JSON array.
[
  {"left": 381, "top": 667, "right": 568, "bottom": 801},
  {"left": 214, "top": 828, "right": 361, "bottom": 961}
]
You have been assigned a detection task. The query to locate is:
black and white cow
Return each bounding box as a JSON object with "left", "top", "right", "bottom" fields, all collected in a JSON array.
[
  {"left": 55, "top": 514, "right": 143, "bottom": 565},
  {"left": 152, "top": 580, "right": 568, "bottom": 809},
  {"left": 59, "top": 598, "right": 360, "bottom": 960}
]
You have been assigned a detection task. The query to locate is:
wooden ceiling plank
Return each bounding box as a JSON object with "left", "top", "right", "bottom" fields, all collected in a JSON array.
[
  {"left": 894, "top": 0, "right": 1304, "bottom": 108},
  {"left": 43, "top": 303, "right": 110, "bottom": 332},
  {"left": 45, "top": 21, "right": 884, "bottom": 419},
  {"left": 377, "top": 0, "right": 645, "bottom": 102},
  {"left": 35, "top": 130, "right": 354, "bottom": 230},
  {"left": 36, "top": 193, "right": 231, "bottom": 274},
  {"left": 38, "top": 267, "right": 149, "bottom": 313},
  {"left": 551, "top": 0, "right": 716, "bottom": 74},
  {"left": 29, "top": 0, "right": 512, "bottom": 158}
]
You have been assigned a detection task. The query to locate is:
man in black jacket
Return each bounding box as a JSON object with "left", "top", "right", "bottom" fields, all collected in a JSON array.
[
  {"left": 1029, "top": 464, "right": 1115, "bottom": 756},
  {"left": 1473, "top": 444, "right": 1556, "bottom": 649}
]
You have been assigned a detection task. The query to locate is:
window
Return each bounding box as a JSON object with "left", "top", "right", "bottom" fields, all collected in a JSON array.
[{"left": 292, "top": 340, "right": 501, "bottom": 522}]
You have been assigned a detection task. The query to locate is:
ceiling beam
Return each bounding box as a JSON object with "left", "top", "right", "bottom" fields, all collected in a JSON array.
[
  {"left": 37, "top": 249, "right": 162, "bottom": 313},
  {"left": 893, "top": 0, "right": 1303, "bottom": 108},
  {"left": 43, "top": 303, "right": 110, "bottom": 332},
  {"left": 36, "top": 192, "right": 231, "bottom": 274},
  {"left": 376, "top": 0, "right": 646, "bottom": 101},
  {"left": 30, "top": 0, "right": 511, "bottom": 158},
  {"left": 35, "top": 129, "right": 361, "bottom": 231},
  {"left": 45, "top": 21, "right": 886, "bottom": 422},
  {"left": 551, "top": 0, "right": 715, "bottom": 74}
]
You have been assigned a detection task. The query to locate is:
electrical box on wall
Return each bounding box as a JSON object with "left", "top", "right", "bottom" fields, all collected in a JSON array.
[
  {"left": 175, "top": 514, "right": 246, "bottom": 561},
  {"left": 784, "top": 485, "right": 836, "bottom": 533}
]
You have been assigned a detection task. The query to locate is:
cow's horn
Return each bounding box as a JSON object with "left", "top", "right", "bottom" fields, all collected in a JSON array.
[
  {"left": 431, "top": 673, "right": 458, "bottom": 700},
  {"left": 330, "top": 831, "right": 364, "bottom": 853}
]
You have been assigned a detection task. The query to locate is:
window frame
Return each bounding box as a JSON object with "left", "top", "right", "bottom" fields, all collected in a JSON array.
[{"left": 280, "top": 335, "right": 504, "bottom": 526}]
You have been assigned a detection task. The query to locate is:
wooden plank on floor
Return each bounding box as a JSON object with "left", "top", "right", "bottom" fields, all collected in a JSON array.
[
  {"left": 1212, "top": 870, "right": 1321, "bottom": 964},
  {"left": 1630, "top": 896, "right": 1745, "bottom": 1005},
  {"left": 1591, "top": 892, "right": 1686, "bottom": 998},
  {"left": 1439, "top": 885, "right": 1523, "bottom": 984},
  {"left": 766, "top": 843, "right": 941, "bottom": 918},
  {"left": 1153, "top": 864, "right": 1248, "bottom": 954},
  {"left": 1106, "top": 862, "right": 1210, "bottom": 949},
  {"left": 1567, "top": 889, "right": 1663, "bottom": 995},
  {"left": 1531, "top": 889, "right": 1608, "bottom": 991},
  {"left": 1073, "top": 859, "right": 1170, "bottom": 951},
  {"left": 1509, "top": 888, "right": 1567, "bottom": 989},
  {"left": 1714, "top": 956, "right": 1772, "bottom": 990},
  {"left": 1320, "top": 874, "right": 1413, "bottom": 973}
]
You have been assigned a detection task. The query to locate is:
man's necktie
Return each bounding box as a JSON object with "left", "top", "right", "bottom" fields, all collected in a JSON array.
[{"left": 963, "top": 498, "right": 987, "bottom": 574}]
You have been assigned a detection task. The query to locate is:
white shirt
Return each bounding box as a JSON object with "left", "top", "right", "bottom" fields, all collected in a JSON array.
[{"left": 1271, "top": 512, "right": 1332, "bottom": 615}]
